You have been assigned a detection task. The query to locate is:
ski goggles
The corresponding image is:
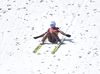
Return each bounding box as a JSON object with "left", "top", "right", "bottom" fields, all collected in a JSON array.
[{"left": 50, "top": 24, "right": 55, "bottom": 27}]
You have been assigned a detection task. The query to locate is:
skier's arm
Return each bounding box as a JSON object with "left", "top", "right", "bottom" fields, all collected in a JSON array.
[
  {"left": 58, "top": 29, "right": 66, "bottom": 35},
  {"left": 33, "top": 32, "right": 47, "bottom": 39},
  {"left": 34, "top": 29, "right": 49, "bottom": 39},
  {"left": 58, "top": 29, "right": 71, "bottom": 37}
]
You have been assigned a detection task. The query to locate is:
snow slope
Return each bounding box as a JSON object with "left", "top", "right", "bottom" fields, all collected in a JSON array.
[{"left": 0, "top": 0, "right": 100, "bottom": 74}]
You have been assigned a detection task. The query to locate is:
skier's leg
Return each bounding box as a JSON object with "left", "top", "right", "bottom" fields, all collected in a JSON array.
[
  {"left": 42, "top": 32, "right": 50, "bottom": 43},
  {"left": 42, "top": 32, "right": 61, "bottom": 43},
  {"left": 48, "top": 33, "right": 56, "bottom": 43},
  {"left": 42, "top": 32, "right": 56, "bottom": 43},
  {"left": 51, "top": 32, "right": 61, "bottom": 43}
]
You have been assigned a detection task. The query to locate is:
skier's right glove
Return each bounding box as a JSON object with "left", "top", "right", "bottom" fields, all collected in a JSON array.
[
  {"left": 66, "top": 34, "right": 71, "bottom": 37},
  {"left": 33, "top": 37, "right": 39, "bottom": 39}
]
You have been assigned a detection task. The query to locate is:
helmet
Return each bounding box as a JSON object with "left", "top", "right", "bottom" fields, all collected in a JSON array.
[
  {"left": 51, "top": 21, "right": 56, "bottom": 25},
  {"left": 50, "top": 21, "right": 56, "bottom": 27}
]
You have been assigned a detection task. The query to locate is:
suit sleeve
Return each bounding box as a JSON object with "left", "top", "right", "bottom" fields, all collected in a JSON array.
[
  {"left": 58, "top": 29, "right": 66, "bottom": 36},
  {"left": 35, "top": 28, "right": 49, "bottom": 38}
]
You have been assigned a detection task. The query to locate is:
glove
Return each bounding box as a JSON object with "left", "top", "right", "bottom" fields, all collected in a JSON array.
[
  {"left": 33, "top": 37, "right": 39, "bottom": 39},
  {"left": 66, "top": 34, "right": 71, "bottom": 37}
]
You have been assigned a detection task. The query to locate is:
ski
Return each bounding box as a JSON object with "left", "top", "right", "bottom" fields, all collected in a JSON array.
[
  {"left": 51, "top": 37, "right": 65, "bottom": 54},
  {"left": 33, "top": 38, "right": 47, "bottom": 53},
  {"left": 33, "top": 43, "right": 43, "bottom": 53}
]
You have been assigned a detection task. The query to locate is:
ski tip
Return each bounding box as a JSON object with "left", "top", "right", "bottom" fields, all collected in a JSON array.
[
  {"left": 51, "top": 52, "right": 55, "bottom": 54},
  {"left": 33, "top": 51, "right": 36, "bottom": 53}
]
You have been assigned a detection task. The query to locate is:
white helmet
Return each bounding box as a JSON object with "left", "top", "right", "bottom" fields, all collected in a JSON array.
[{"left": 51, "top": 21, "right": 56, "bottom": 25}]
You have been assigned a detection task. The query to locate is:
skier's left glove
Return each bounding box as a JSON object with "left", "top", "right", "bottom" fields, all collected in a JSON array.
[
  {"left": 66, "top": 34, "right": 71, "bottom": 37},
  {"left": 33, "top": 37, "right": 39, "bottom": 39}
]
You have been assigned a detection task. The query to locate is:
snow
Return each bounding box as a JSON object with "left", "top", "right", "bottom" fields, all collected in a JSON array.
[{"left": 0, "top": 0, "right": 100, "bottom": 74}]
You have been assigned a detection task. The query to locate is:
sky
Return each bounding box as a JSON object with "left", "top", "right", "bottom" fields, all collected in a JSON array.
[{"left": 0, "top": 0, "right": 100, "bottom": 74}]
